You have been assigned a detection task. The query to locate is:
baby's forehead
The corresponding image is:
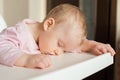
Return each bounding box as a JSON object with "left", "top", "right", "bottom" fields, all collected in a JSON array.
[
  {"left": 65, "top": 26, "right": 84, "bottom": 38},
  {"left": 62, "top": 39, "right": 80, "bottom": 52},
  {"left": 61, "top": 30, "right": 85, "bottom": 45},
  {"left": 62, "top": 35, "right": 81, "bottom": 45}
]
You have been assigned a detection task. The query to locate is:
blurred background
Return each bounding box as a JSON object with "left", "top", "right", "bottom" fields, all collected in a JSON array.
[{"left": 0, "top": 0, "right": 119, "bottom": 80}]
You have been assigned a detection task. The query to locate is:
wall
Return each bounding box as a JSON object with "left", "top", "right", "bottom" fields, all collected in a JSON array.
[
  {"left": 0, "top": 0, "right": 3, "bottom": 16},
  {"left": 115, "top": 0, "right": 120, "bottom": 80},
  {"left": 116, "top": 0, "right": 120, "bottom": 43},
  {"left": 0, "top": 0, "right": 46, "bottom": 26},
  {"left": 29, "top": 0, "right": 46, "bottom": 22},
  {"left": 4, "top": 0, "right": 28, "bottom": 26},
  {"left": 79, "top": 0, "right": 97, "bottom": 40}
]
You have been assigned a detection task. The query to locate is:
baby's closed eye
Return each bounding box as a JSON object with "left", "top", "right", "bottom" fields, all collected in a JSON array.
[{"left": 58, "top": 40, "right": 65, "bottom": 48}]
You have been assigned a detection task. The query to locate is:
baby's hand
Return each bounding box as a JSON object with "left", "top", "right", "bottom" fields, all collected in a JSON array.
[
  {"left": 25, "top": 54, "right": 51, "bottom": 69},
  {"left": 91, "top": 42, "right": 116, "bottom": 56}
]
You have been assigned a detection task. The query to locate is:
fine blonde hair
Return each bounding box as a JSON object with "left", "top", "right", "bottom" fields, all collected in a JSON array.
[{"left": 44, "top": 3, "right": 87, "bottom": 37}]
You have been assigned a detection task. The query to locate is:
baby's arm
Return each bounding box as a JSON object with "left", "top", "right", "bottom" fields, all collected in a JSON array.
[
  {"left": 0, "top": 41, "right": 51, "bottom": 69},
  {"left": 15, "top": 54, "right": 51, "bottom": 69},
  {"left": 0, "top": 35, "right": 51, "bottom": 68},
  {"left": 80, "top": 39, "right": 116, "bottom": 56}
]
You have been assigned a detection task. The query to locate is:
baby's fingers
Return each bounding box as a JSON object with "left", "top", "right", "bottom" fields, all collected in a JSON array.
[
  {"left": 95, "top": 45, "right": 107, "bottom": 55},
  {"left": 99, "top": 47, "right": 107, "bottom": 54},
  {"left": 33, "top": 55, "right": 52, "bottom": 69},
  {"left": 92, "top": 48, "right": 103, "bottom": 55},
  {"left": 39, "top": 56, "right": 51, "bottom": 69},
  {"left": 106, "top": 44, "right": 116, "bottom": 56},
  {"left": 37, "top": 61, "right": 50, "bottom": 69}
]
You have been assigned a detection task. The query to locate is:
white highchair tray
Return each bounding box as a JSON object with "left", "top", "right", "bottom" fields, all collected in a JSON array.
[{"left": 0, "top": 53, "right": 113, "bottom": 80}]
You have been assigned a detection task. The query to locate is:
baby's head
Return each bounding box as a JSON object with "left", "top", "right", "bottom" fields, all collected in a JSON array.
[{"left": 39, "top": 4, "right": 87, "bottom": 54}]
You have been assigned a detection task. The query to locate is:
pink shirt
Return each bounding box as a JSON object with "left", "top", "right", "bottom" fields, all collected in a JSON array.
[{"left": 0, "top": 19, "right": 40, "bottom": 66}]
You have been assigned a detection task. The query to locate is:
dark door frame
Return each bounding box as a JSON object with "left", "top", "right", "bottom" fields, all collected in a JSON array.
[
  {"left": 95, "top": 0, "right": 116, "bottom": 49},
  {"left": 95, "top": 0, "right": 117, "bottom": 80}
]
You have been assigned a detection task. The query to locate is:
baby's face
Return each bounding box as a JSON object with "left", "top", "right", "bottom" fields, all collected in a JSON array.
[{"left": 39, "top": 21, "right": 84, "bottom": 55}]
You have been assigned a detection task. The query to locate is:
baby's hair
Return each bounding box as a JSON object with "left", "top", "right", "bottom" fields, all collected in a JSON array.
[{"left": 44, "top": 3, "right": 87, "bottom": 37}]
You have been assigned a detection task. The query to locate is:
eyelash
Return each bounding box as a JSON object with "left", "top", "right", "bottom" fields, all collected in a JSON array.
[
  {"left": 58, "top": 41, "right": 61, "bottom": 47},
  {"left": 58, "top": 40, "right": 64, "bottom": 48}
]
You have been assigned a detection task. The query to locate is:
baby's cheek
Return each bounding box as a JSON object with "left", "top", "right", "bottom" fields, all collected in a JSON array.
[
  {"left": 39, "top": 43, "right": 51, "bottom": 52},
  {"left": 73, "top": 47, "right": 82, "bottom": 53}
]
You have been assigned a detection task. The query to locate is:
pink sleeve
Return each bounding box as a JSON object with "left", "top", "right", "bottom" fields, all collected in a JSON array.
[{"left": 0, "top": 27, "right": 23, "bottom": 66}]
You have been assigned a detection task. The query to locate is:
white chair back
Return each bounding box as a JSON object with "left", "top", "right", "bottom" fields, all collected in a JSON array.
[{"left": 0, "top": 15, "right": 7, "bottom": 32}]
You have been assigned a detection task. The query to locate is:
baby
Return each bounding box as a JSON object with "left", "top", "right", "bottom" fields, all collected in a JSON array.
[{"left": 0, "top": 4, "right": 115, "bottom": 69}]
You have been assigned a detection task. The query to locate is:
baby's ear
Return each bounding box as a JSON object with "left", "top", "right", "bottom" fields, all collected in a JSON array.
[{"left": 43, "top": 18, "right": 55, "bottom": 31}]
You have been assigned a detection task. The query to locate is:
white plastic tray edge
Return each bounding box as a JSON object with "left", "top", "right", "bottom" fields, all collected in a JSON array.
[{"left": 29, "top": 53, "right": 113, "bottom": 80}]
